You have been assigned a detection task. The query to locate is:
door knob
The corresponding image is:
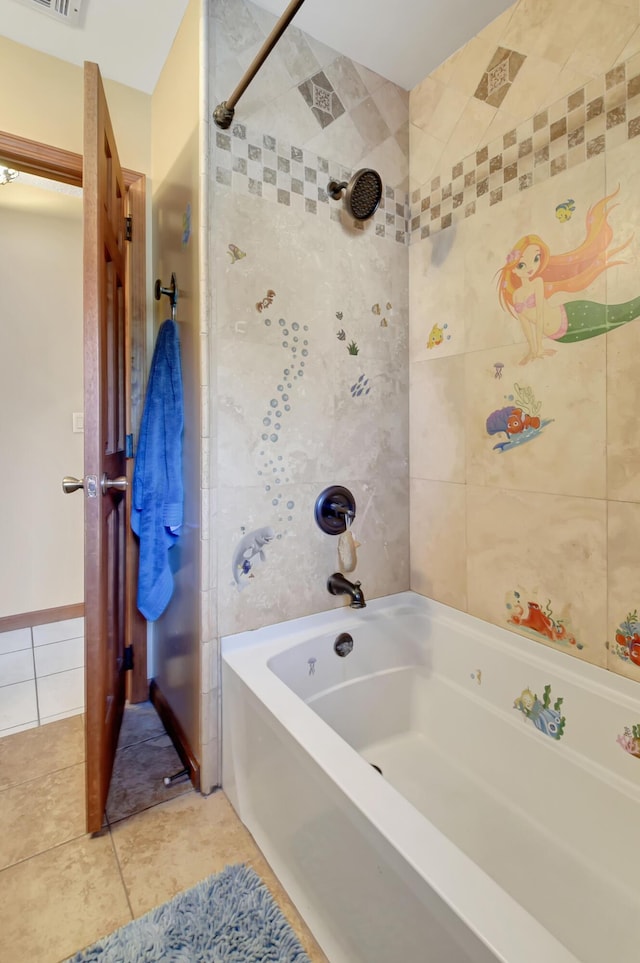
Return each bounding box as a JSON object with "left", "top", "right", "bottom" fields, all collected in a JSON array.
[
  {"left": 62, "top": 476, "right": 84, "bottom": 494},
  {"left": 101, "top": 474, "right": 128, "bottom": 495}
]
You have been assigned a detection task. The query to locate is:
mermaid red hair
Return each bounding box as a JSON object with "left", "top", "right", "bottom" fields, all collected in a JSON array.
[{"left": 497, "top": 187, "right": 631, "bottom": 318}]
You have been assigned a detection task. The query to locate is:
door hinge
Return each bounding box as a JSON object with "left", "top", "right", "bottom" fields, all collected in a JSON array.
[
  {"left": 123, "top": 645, "right": 134, "bottom": 671},
  {"left": 125, "top": 216, "right": 132, "bottom": 242},
  {"left": 125, "top": 433, "right": 134, "bottom": 458}
]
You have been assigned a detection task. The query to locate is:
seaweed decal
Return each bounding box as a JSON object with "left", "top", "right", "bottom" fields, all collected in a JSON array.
[
  {"left": 617, "top": 724, "right": 640, "bottom": 759},
  {"left": 609, "top": 609, "right": 640, "bottom": 667}
]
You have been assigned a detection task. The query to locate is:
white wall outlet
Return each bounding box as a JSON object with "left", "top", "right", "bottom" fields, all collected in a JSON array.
[{"left": 72, "top": 412, "right": 84, "bottom": 433}]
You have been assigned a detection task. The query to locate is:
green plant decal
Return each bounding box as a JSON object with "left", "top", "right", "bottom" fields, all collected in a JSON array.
[
  {"left": 347, "top": 340, "right": 359, "bottom": 355},
  {"left": 513, "top": 382, "right": 542, "bottom": 417}
]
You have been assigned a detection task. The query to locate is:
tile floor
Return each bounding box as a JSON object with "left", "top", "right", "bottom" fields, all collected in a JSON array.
[{"left": 0, "top": 703, "right": 329, "bottom": 963}]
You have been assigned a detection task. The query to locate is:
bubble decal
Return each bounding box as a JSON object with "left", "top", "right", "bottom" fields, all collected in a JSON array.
[{"left": 257, "top": 314, "right": 311, "bottom": 528}]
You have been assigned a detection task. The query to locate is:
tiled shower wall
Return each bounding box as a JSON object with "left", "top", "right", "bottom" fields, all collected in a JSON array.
[
  {"left": 409, "top": 0, "right": 640, "bottom": 686},
  {"left": 205, "top": 0, "right": 410, "bottom": 657}
]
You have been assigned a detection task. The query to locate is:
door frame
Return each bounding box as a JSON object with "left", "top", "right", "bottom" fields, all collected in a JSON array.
[{"left": 0, "top": 129, "right": 148, "bottom": 704}]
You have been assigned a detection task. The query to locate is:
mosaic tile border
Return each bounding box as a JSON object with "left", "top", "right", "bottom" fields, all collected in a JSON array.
[
  {"left": 214, "top": 122, "right": 411, "bottom": 245},
  {"left": 410, "top": 52, "right": 640, "bottom": 242}
]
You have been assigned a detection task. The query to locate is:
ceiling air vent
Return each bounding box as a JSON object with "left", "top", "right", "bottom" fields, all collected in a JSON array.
[{"left": 10, "top": 0, "right": 84, "bottom": 26}]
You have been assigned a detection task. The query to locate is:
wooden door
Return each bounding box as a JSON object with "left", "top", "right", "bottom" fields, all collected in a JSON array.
[
  {"left": 1, "top": 103, "right": 147, "bottom": 831},
  {"left": 83, "top": 61, "right": 129, "bottom": 833}
]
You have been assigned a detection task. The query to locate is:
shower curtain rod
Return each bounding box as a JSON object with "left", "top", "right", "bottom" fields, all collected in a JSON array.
[{"left": 213, "top": 0, "right": 307, "bottom": 129}]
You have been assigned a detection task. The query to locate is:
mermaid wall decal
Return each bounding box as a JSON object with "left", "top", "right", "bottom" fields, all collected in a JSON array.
[{"left": 496, "top": 188, "right": 638, "bottom": 365}]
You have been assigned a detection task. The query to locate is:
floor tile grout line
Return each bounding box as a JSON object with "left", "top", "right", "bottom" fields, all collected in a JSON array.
[
  {"left": 0, "top": 828, "right": 88, "bottom": 875},
  {"left": 106, "top": 784, "right": 196, "bottom": 829},
  {"left": 107, "top": 823, "right": 136, "bottom": 922},
  {"left": 0, "top": 758, "right": 85, "bottom": 794}
]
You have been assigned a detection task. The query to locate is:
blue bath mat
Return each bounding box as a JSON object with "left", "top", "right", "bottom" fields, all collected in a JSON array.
[{"left": 65, "top": 863, "right": 312, "bottom": 962}]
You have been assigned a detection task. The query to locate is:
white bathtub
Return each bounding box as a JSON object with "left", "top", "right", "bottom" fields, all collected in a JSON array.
[{"left": 221, "top": 592, "right": 640, "bottom": 963}]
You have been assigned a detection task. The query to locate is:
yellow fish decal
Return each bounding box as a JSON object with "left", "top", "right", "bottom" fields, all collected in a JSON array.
[
  {"left": 427, "top": 322, "right": 444, "bottom": 349},
  {"left": 555, "top": 199, "right": 575, "bottom": 222}
]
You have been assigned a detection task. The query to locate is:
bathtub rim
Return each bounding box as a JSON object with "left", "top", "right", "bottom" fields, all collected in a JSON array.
[{"left": 221, "top": 591, "right": 600, "bottom": 963}]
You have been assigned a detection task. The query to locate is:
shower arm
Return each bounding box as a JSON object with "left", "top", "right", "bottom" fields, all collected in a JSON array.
[{"left": 213, "top": 0, "right": 307, "bottom": 129}]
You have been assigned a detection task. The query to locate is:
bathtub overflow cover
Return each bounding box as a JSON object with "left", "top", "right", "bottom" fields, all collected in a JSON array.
[{"left": 334, "top": 632, "right": 354, "bottom": 657}]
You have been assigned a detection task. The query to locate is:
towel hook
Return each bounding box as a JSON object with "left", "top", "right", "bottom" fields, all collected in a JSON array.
[{"left": 155, "top": 272, "right": 178, "bottom": 321}]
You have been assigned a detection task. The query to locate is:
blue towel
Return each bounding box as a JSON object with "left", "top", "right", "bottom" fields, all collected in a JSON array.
[{"left": 131, "top": 319, "right": 184, "bottom": 621}]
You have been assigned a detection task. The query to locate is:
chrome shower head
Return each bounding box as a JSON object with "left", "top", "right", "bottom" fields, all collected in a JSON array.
[{"left": 327, "top": 168, "right": 383, "bottom": 221}]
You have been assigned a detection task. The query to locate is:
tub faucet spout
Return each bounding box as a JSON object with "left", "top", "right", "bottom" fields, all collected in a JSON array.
[{"left": 327, "top": 572, "right": 366, "bottom": 608}]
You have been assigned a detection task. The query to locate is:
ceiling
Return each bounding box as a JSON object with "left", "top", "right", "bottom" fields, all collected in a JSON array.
[
  {"left": 252, "top": 0, "right": 515, "bottom": 91},
  {"left": 0, "top": 0, "right": 190, "bottom": 93},
  {"left": 0, "top": 0, "right": 513, "bottom": 94}
]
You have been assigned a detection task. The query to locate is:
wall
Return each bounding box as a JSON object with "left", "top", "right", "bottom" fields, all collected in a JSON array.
[
  {"left": 409, "top": 0, "right": 640, "bottom": 686},
  {"left": 0, "top": 191, "right": 83, "bottom": 617},
  {"left": 0, "top": 35, "right": 152, "bottom": 732},
  {"left": 205, "top": 0, "right": 411, "bottom": 782},
  {"left": 0, "top": 35, "right": 151, "bottom": 171},
  {"left": 0, "top": 616, "right": 84, "bottom": 735},
  {"left": 150, "top": 0, "right": 203, "bottom": 779}
]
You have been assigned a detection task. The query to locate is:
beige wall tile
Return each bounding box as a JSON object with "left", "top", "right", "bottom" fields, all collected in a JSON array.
[
  {"left": 406, "top": 0, "right": 640, "bottom": 698},
  {"left": 323, "top": 55, "right": 371, "bottom": 111},
  {"left": 437, "top": 99, "right": 497, "bottom": 176},
  {"left": 410, "top": 479, "right": 467, "bottom": 609},
  {"left": 466, "top": 338, "right": 606, "bottom": 498},
  {"left": 410, "top": 75, "right": 447, "bottom": 130},
  {"left": 462, "top": 192, "right": 535, "bottom": 354},
  {"left": 359, "top": 136, "right": 409, "bottom": 195},
  {"left": 467, "top": 485, "right": 607, "bottom": 665},
  {"left": 499, "top": 54, "right": 563, "bottom": 119},
  {"left": 483, "top": 108, "right": 520, "bottom": 145},
  {"left": 565, "top": 1, "right": 640, "bottom": 78},
  {"left": 423, "top": 86, "right": 473, "bottom": 144},
  {"left": 371, "top": 82, "right": 410, "bottom": 134},
  {"left": 476, "top": 5, "right": 517, "bottom": 48},
  {"left": 409, "top": 228, "right": 468, "bottom": 361},
  {"left": 607, "top": 321, "right": 640, "bottom": 501},
  {"left": 409, "top": 124, "right": 446, "bottom": 189},
  {"left": 447, "top": 36, "right": 498, "bottom": 98},
  {"left": 501, "top": 0, "right": 591, "bottom": 60},
  {"left": 410, "top": 356, "right": 466, "bottom": 483},
  {"left": 607, "top": 501, "right": 640, "bottom": 682},
  {"left": 617, "top": 24, "right": 640, "bottom": 63}
]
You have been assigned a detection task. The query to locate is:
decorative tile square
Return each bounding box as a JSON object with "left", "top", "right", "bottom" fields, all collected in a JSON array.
[
  {"left": 532, "top": 110, "right": 548, "bottom": 133},
  {"left": 474, "top": 47, "right": 527, "bottom": 108},
  {"left": 298, "top": 71, "right": 345, "bottom": 129},
  {"left": 568, "top": 89, "right": 585, "bottom": 111}
]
